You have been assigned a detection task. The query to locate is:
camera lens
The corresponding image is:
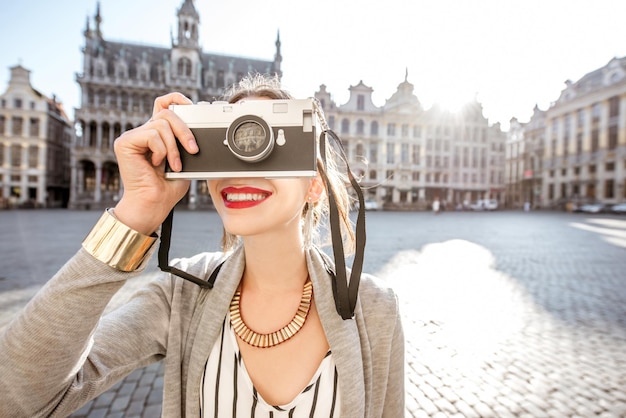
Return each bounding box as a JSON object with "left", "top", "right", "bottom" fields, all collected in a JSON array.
[{"left": 226, "top": 115, "right": 274, "bottom": 162}]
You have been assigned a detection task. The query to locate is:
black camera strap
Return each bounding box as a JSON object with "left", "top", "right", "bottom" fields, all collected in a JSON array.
[
  {"left": 156, "top": 129, "right": 366, "bottom": 320},
  {"left": 158, "top": 209, "right": 216, "bottom": 289},
  {"left": 319, "top": 129, "right": 366, "bottom": 319}
]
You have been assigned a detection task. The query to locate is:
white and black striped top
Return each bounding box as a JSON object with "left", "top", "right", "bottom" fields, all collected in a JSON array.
[{"left": 201, "top": 314, "right": 341, "bottom": 417}]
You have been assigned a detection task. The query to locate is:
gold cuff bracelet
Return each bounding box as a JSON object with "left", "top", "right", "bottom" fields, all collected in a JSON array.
[{"left": 82, "top": 209, "right": 157, "bottom": 272}]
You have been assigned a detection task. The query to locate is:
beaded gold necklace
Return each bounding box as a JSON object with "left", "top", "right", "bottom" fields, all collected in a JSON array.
[{"left": 229, "top": 279, "right": 313, "bottom": 348}]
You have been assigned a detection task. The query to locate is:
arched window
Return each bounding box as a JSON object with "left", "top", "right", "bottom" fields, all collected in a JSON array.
[
  {"left": 120, "top": 92, "right": 129, "bottom": 112},
  {"left": 356, "top": 143, "right": 365, "bottom": 158},
  {"left": 370, "top": 121, "right": 379, "bottom": 137},
  {"left": 178, "top": 58, "right": 192, "bottom": 77},
  {"left": 356, "top": 119, "right": 365, "bottom": 135},
  {"left": 102, "top": 122, "right": 111, "bottom": 150},
  {"left": 341, "top": 118, "right": 350, "bottom": 134}
]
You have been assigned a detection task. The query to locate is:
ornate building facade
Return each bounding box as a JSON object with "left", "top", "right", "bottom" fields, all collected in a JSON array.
[
  {"left": 506, "top": 57, "right": 626, "bottom": 209},
  {"left": 315, "top": 75, "right": 506, "bottom": 210},
  {"left": 0, "top": 65, "right": 72, "bottom": 208},
  {"left": 542, "top": 57, "right": 626, "bottom": 208},
  {"left": 70, "top": 0, "right": 282, "bottom": 209}
]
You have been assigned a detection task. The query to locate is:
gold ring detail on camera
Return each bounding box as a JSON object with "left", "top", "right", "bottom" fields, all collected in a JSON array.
[{"left": 230, "top": 279, "right": 313, "bottom": 348}]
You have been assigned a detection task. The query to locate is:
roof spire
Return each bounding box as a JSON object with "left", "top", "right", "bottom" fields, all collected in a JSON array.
[
  {"left": 94, "top": 1, "right": 103, "bottom": 38},
  {"left": 273, "top": 30, "right": 283, "bottom": 76}
]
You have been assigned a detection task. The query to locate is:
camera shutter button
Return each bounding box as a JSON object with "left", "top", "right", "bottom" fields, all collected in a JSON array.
[{"left": 276, "top": 129, "right": 286, "bottom": 146}]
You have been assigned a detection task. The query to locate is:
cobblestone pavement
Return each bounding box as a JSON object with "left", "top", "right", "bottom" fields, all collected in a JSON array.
[{"left": 1, "top": 209, "right": 625, "bottom": 417}]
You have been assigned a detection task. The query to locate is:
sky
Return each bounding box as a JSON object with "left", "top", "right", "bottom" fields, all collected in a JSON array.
[{"left": 1, "top": 0, "right": 626, "bottom": 131}]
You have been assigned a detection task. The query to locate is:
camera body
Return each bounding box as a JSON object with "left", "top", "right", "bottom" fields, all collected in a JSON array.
[{"left": 165, "top": 98, "right": 320, "bottom": 179}]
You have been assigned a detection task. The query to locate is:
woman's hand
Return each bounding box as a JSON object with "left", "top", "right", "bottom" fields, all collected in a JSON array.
[{"left": 113, "top": 93, "right": 199, "bottom": 235}]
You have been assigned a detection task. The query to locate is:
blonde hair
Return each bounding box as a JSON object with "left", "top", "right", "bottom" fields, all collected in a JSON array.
[{"left": 219, "top": 73, "right": 356, "bottom": 254}]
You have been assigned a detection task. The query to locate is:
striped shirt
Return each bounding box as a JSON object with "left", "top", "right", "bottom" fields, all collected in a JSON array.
[{"left": 201, "top": 314, "right": 341, "bottom": 417}]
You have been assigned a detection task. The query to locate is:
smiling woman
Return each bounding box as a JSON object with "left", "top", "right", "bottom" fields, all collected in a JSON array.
[{"left": 0, "top": 74, "right": 405, "bottom": 417}]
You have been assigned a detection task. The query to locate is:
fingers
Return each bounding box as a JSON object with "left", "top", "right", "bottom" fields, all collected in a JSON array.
[
  {"left": 152, "top": 92, "right": 193, "bottom": 115},
  {"left": 150, "top": 93, "right": 198, "bottom": 158},
  {"left": 115, "top": 93, "right": 197, "bottom": 175}
]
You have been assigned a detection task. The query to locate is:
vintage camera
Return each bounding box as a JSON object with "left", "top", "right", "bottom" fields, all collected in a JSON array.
[{"left": 165, "top": 98, "right": 320, "bottom": 179}]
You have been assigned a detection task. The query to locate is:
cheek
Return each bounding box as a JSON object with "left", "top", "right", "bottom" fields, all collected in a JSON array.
[{"left": 206, "top": 181, "right": 220, "bottom": 201}]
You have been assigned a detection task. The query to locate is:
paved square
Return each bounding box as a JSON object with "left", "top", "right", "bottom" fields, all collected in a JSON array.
[{"left": 1, "top": 210, "right": 624, "bottom": 417}]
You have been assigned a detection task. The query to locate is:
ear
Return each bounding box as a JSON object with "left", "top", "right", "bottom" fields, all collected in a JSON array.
[{"left": 307, "top": 174, "right": 325, "bottom": 203}]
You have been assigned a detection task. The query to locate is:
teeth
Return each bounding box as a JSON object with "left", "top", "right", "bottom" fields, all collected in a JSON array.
[{"left": 226, "top": 193, "right": 267, "bottom": 202}]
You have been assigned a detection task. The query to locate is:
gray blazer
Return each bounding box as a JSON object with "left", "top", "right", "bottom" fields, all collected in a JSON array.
[{"left": 0, "top": 246, "right": 405, "bottom": 417}]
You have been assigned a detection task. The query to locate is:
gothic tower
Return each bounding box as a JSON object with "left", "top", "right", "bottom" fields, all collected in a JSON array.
[{"left": 170, "top": 0, "right": 202, "bottom": 99}]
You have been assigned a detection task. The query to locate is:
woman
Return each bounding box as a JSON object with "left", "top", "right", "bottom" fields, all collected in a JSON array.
[{"left": 0, "top": 75, "right": 404, "bottom": 417}]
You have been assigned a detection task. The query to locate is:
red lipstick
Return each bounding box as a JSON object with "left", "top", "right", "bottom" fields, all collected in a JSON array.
[{"left": 221, "top": 186, "right": 272, "bottom": 209}]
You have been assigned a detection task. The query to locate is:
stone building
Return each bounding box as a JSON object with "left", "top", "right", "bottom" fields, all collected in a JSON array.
[
  {"left": 541, "top": 56, "right": 626, "bottom": 208},
  {"left": 505, "top": 106, "right": 546, "bottom": 209},
  {"left": 70, "top": 0, "right": 282, "bottom": 209},
  {"left": 0, "top": 65, "right": 73, "bottom": 208},
  {"left": 315, "top": 75, "right": 506, "bottom": 210},
  {"left": 507, "top": 56, "right": 626, "bottom": 210}
]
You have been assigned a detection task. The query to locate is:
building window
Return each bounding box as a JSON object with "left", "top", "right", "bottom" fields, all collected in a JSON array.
[
  {"left": 411, "top": 145, "right": 420, "bottom": 164},
  {"left": 387, "top": 123, "right": 396, "bottom": 137},
  {"left": 369, "top": 170, "right": 377, "bottom": 180},
  {"left": 412, "top": 172, "right": 420, "bottom": 181},
  {"left": 386, "top": 143, "right": 395, "bottom": 164},
  {"left": 589, "top": 164, "right": 596, "bottom": 174},
  {"left": 401, "top": 124, "right": 409, "bottom": 138},
  {"left": 357, "top": 95, "right": 364, "bottom": 111},
  {"left": 370, "top": 121, "right": 378, "bottom": 137},
  {"left": 12, "top": 117, "right": 23, "bottom": 136},
  {"left": 577, "top": 109, "right": 585, "bottom": 128},
  {"left": 413, "top": 126, "right": 421, "bottom": 138},
  {"left": 606, "top": 162, "right": 615, "bottom": 172},
  {"left": 591, "top": 129, "right": 599, "bottom": 152},
  {"left": 0, "top": 144, "right": 4, "bottom": 165},
  {"left": 178, "top": 57, "right": 192, "bottom": 77},
  {"left": 28, "top": 146, "right": 38, "bottom": 168},
  {"left": 14, "top": 98, "right": 22, "bottom": 109},
  {"left": 401, "top": 144, "right": 409, "bottom": 164},
  {"left": 356, "top": 119, "right": 364, "bottom": 135},
  {"left": 341, "top": 119, "right": 350, "bottom": 134},
  {"left": 0, "top": 115, "right": 5, "bottom": 135},
  {"left": 11, "top": 144, "right": 21, "bottom": 167},
  {"left": 29, "top": 118, "right": 40, "bottom": 137},
  {"left": 605, "top": 179, "right": 615, "bottom": 199},
  {"left": 369, "top": 144, "right": 378, "bottom": 163},
  {"left": 609, "top": 96, "right": 620, "bottom": 118},
  {"left": 121, "top": 92, "right": 129, "bottom": 112},
  {"left": 608, "top": 125, "right": 618, "bottom": 150},
  {"left": 355, "top": 143, "right": 364, "bottom": 158},
  {"left": 592, "top": 103, "right": 601, "bottom": 122}
]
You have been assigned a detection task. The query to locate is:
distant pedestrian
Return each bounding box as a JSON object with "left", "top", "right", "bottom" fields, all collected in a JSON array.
[{"left": 433, "top": 197, "right": 441, "bottom": 214}]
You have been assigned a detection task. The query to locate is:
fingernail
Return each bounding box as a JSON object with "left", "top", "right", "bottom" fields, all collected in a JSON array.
[{"left": 188, "top": 140, "right": 199, "bottom": 153}]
